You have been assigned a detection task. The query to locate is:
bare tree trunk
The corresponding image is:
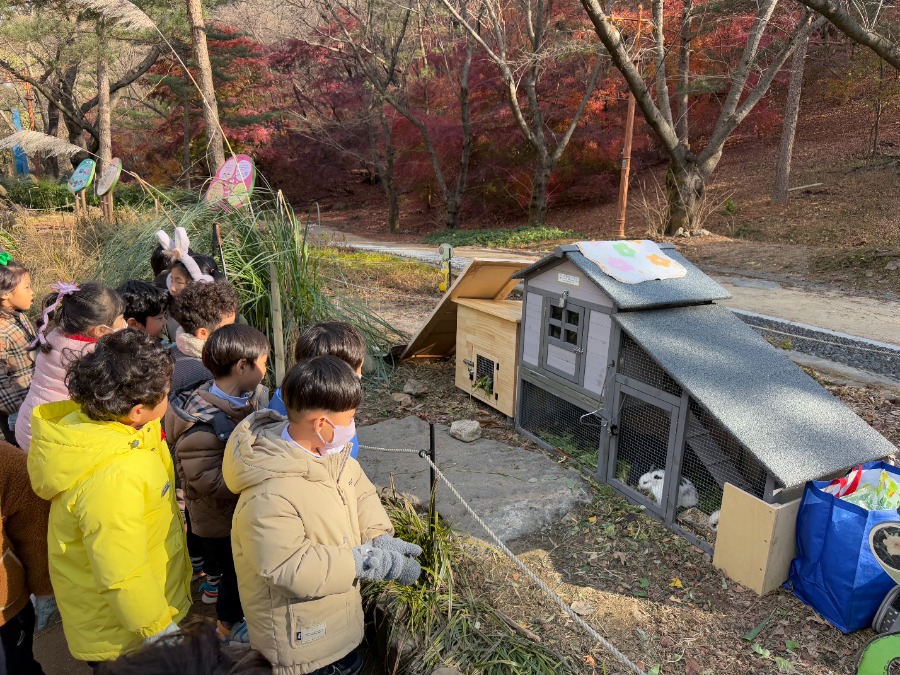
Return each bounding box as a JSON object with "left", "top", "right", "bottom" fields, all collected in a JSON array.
[
  {"left": 186, "top": 0, "right": 225, "bottom": 173},
  {"left": 368, "top": 101, "right": 400, "bottom": 234},
  {"left": 445, "top": 38, "right": 474, "bottom": 230},
  {"left": 97, "top": 34, "right": 112, "bottom": 177},
  {"left": 772, "top": 35, "right": 808, "bottom": 202},
  {"left": 676, "top": 0, "right": 692, "bottom": 146},
  {"left": 529, "top": 162, "right": 552, "bottom": 227},
  {"left": 666, "top": 158, "right": 707, "bottom": 233},
  {"left": 872, "top": 59, "right": 885, "bottom": 156},
  {"left": 182, "top": 90, "right": 192, "bottom": 189},
  {"left": 44, "top": 97, "right": 60, "bottom": 178}
]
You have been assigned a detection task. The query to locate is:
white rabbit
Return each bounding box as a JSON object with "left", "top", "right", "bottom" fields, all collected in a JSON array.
[
  {"left": 708, "top": 510, "right": 721, "bottom": 531},
  {"left": 678, "top": 477, "right": 699, "bottom": 509},
  {"left": 637, "top": 470, "right": 665, "bottom": 505},
  {"left": 637, "top": 470, "right": 699, "bottom": 509}
]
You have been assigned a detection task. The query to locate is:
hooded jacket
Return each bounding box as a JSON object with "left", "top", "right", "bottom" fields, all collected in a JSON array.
[
  {"left": 27, "top": 400, "right": 192, "bottom": 662},
  {"left": 15, "top": 329, "right": 96, "bottom": 451},
  {"left": 0, "top": 441, "right": 52, "bottom": 627},
  {"left": 223, "top": 411, "right": 393, "bottom": 674},
  {"left": 166, "top": 381, "right": 268, "bottom": 539}
]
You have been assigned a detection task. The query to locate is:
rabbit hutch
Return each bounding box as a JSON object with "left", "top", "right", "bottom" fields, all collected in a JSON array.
[{"left": 512, "top": 242, "right": 898, "bottom": 593}]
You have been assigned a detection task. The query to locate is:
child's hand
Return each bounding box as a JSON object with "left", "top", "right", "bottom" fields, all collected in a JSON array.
[
  {"left": 34, "top": 596, "right": 60, "bottom": 630},
  {"left": 352, "top": 545, "right": 407, "bottom": 582},
  {"left": 395, "top": 556, "right": 421, "bottom": 586},
  {"left": 372, "top": 534, "right": 422, "bottom": 559}
]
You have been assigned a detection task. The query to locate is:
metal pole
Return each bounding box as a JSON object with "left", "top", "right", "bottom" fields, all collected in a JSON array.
[
  {"left": 429, "top": 422, "right": 436, "bottom": 492},
  {"left": 615, "top": 5, "right": 644, "bottom": 239}
]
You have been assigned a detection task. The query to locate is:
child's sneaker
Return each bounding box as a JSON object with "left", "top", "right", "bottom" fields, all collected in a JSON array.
[
  {"left": 190, "top": 556, "right": 205, "bottom": 582},
  {"left": 217, "top": 619, "right": 250, "bottom": 648},
  {"left": 200, "top": 574, "right": 221, "bottom": 604}
]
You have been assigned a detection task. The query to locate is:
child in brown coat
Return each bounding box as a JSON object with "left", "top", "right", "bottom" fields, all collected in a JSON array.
[
  {"left": 166, "top": 325, "right": 269, "bottom": 646},
  {"left": 0, "top": 441, "right": 58, "bottom": 673}
]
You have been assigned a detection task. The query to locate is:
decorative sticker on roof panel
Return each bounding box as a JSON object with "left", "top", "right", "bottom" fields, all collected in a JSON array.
[{"left": 577, "top": 240, "right": 688, "bottom": 284}]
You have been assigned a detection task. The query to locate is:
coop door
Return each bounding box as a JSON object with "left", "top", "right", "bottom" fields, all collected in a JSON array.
[
  {"left": 540, "top": 300, "right": 585, "bottom": 384},
  {"left": 608, "top": 384, "right": 680, "bottom": 518},
  {"left": 470, "top": 350, "right": 500, "bottom": 406}
]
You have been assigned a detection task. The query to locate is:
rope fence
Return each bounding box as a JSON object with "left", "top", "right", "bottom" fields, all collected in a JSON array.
[{"left": 358, "top": 424, "right": 647, "bottom": 675}]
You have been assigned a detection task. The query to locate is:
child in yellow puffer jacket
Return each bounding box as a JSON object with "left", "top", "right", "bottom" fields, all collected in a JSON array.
[{"left": 27, "top": 330, "right": 191, "bottom": 672}]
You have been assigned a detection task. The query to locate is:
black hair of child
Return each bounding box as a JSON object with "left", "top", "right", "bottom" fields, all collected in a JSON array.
[
  {"left": 169, "top": 281, "right": 238, "bottom": 335},
  {"left": 34, "top": 283, "right": 125, "bottom": 354},
  {"left": 150, "top": 243, "right": 198, "bottom": 277},
  {"left": 202, "top": 323, "right": 270, "bottom": 378},
  {"left": 0, "top": 257, "right": 28, "bottom": 298},
  {"left": 97, "top": 619, "right": 272, "bottom": 674},
  {"left": 294, "top": 321, "right": 366, "bottom": 370},
  {"left": 117, "top": 280, "right": 170, "bottom": 326},
  {"left": 281, "top": 355, "right": 362, "bottom": 415},
  {"left": 67, "top": 329, "right": 173, "bottom": 421},
  {"left": 170, "top": 254, "right": 226, "bottom": 283}
]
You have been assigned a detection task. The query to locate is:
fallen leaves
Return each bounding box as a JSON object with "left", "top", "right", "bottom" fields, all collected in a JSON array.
[
  {"left": 570, "top": 600, "right": 595, "bottom": 616},
  {"left": 669, "top": 577, "right": 683, "bottom": 588}
]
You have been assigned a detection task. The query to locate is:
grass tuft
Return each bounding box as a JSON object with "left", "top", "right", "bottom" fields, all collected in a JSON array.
[
  {"left": 423, "top": 226, "right": 580, "bottom": 249},
  {"left": 365, "top": 490, "right": 575, "bottom": 674}
]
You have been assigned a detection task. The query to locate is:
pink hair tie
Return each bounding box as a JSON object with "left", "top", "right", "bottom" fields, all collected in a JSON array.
[{"left": 32, "top": 281, "right": 80, "bottom": 347}]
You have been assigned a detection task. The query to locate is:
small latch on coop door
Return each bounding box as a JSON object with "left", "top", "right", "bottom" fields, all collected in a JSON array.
[
  {"left": 464, "top": 359, "right": 474, "bottom": 380},
  {"left": 557, "top": 290, "right": 569, "bottom": 308}
]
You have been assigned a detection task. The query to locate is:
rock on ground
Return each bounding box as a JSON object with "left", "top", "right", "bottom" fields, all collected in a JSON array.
[
  {"left": 403, "top": 378, "right": 428, "bottom": 396},
  {"left": 357, "top": 416, "right": 591, "bottom": 543},
  {"left": 449, "top": 419, "right": 481, "bottom": 442}
]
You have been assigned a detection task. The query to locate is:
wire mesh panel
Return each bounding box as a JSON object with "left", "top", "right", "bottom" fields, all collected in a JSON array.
[
  {"left": 618, "top": 333, "right": 683, "bottom": 398},
  {"left": 474, "top": 354, "right": 495, "bottom": 397},
  {"left": 611, "top": 393, "right": 673, "bottom": 510},
  {"left": 519, "top": 379, "right": 602, "bottom": 469},
  {"left": 676, "top": 398, "right": 769, "bottom": 547}
]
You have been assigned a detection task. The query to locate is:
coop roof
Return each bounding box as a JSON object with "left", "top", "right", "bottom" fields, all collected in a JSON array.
[
  {"left": 511, "top": 243, "right": 730, "bottom": 310},
  {"left": 614, "top": 304, "right": 898, "bottom": 490}
]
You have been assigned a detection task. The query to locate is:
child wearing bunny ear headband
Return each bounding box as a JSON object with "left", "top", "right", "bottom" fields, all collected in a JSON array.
[{"left": 155, "top": 228, "right": 217, "bottom": 296}]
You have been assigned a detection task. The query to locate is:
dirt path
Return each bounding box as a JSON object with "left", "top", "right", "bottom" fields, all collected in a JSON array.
[{"left": 320, "top": 227, "right": 900, "bottom": 348}]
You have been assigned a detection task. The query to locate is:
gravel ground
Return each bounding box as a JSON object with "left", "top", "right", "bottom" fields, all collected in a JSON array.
[{"left": 738, "top": 312, "right": 900, "bottom": 379}]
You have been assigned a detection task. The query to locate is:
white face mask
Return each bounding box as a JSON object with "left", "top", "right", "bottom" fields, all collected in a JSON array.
[{"left": 316, "top": 417, "right": 356, "bottom": 455}]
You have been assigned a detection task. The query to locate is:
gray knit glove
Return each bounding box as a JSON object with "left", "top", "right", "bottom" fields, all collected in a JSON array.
[
  {"left": 352, "top": 545, "right": 406, "bottom": 582},
  {"left": 372, "top": 534, "right": 423, "bottom": 559}
]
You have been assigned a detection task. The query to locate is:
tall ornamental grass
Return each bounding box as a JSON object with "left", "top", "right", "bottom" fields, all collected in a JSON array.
[{"left": 93, "top": 188, "right": 403, "bottom": 378}]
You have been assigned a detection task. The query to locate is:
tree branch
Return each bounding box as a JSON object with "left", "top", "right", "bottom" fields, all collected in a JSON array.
[
  {"left": 79, "top": 45, "right": 161, "bottom": 114},
  {"left": 579, "top": 0, "right": 679, "bottom": 154},
  {"left": 797, "top": 0, "right": 900, "bottom": 70}
]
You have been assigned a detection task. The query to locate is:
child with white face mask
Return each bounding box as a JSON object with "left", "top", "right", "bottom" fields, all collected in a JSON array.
[{"left": 224, "top": 356, "right": 421, "bottom": 675}]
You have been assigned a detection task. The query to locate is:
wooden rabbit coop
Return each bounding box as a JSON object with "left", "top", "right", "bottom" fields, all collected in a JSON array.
[
  {"left": 512, "top": 242, "right": 898, "bottom": 593},
  {"left": 401, "top": 259, "right": 527, "bottom": 418}
]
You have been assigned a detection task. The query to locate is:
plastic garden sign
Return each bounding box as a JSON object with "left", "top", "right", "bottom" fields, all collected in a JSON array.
[
  {"left": 96, "top": 158, "right": 122, "bottom": 196},
  {"left": 205, "top": 154, "right": 256, "bottom": 211},
  {"left": 68, "top": 158, "right": 96, "bottom": 194}
]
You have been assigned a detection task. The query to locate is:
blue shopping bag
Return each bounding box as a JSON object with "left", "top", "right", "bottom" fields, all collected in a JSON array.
[{"left": 787, "top": 461, "right": 900, "bottom": 633}]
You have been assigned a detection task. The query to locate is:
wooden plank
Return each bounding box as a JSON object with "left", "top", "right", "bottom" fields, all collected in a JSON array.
[
  {"left": 713, "top": 483, "right": 800, "bottom": 595},
  {"left": 454, "top": 298, "right": 523, "bottom": 323},
  {"left": 401, "top": 259, "right": 528, "bottom": 360}
]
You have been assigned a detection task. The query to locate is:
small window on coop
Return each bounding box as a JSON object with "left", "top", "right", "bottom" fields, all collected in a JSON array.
[
  {"left": 473, "top": 354, "right": 496, "bottom": 399},
  {"left": 548, "top": 306, "right": 584, "bottom": 350}
]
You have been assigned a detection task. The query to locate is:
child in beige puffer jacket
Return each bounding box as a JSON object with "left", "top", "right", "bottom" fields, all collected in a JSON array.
[{"left": 224, "top": 356, "right": 421, "bottom": 675}]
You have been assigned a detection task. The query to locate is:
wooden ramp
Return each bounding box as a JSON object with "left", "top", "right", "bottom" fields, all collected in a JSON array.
[{"left": 401, "top": 259, "right": 527, "bottom": 360}]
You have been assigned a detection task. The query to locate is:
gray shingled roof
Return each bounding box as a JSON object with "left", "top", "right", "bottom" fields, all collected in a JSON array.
[
  {"left": 615, "top": 304, "right": 898, "bottom": 490},
  {"left": 512, "top": 243, "right": 731, "bottom": 310}
]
